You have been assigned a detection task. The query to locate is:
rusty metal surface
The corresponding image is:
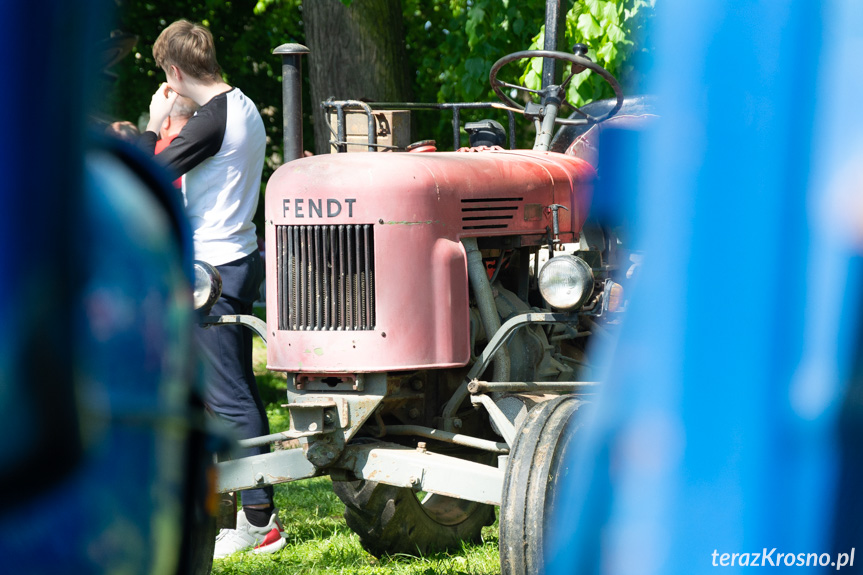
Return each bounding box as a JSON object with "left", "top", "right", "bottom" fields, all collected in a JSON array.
[
  {"left": 286, "top": 398, "right": 337, "bottom": 434},
  {"left": 285, "top": 372, "right": 387, "bottom": 458},
  {"left": 228, "top": 374, "right": 386, "bottom": 476},
  {"left": 340, "top": 442, "right": 504, "bottom": 506}
]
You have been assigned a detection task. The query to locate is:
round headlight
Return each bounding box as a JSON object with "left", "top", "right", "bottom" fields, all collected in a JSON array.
[
  {"left": 538, "top": 255, "right": 594, "bottom": 311},
  {"left": 193, "top": 260, "right": 222, "bottom": 311}
]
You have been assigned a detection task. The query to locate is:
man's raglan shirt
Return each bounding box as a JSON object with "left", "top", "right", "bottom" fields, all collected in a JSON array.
[{"left": 140, "top": 88, "right": 266, "bottom": 266}]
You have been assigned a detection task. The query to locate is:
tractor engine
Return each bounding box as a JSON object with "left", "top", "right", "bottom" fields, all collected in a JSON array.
[{"left": 260, "top": 144, "right": 622, "bottom": 485}]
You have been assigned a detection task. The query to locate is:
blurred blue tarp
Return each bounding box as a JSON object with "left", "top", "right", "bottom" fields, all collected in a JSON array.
[
  {"left": 547, "top": 1, "right": 863, "bottom": 573},
  {"left": 0, "top": 1, "right": 87, "bottom": 485}
]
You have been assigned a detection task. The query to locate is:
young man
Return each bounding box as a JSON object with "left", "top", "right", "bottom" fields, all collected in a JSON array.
[{"left": 138, "top": 19, "right": 284, "bottom": 559}]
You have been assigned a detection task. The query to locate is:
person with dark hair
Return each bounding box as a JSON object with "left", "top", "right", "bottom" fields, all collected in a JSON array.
[{"left": 137, "top": 19, "right": 282, "bottom": 559}]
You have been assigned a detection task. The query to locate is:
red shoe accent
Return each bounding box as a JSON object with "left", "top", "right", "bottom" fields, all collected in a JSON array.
[{"left": 255, "top": 528, "right": 282, "bottom": 549}]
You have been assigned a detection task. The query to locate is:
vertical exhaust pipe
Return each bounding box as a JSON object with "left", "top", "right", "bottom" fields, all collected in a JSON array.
[
  {"left": 541, "top": 0, "right": 564, "bottom": 88},
  {"left": 273, "top": 43, "right": 309, "bottom": 163}
]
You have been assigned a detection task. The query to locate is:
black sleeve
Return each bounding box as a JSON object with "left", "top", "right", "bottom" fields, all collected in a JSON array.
[
  {"left": 137, "top": 130, "right": 159, "bottom": 154},
  {"left": 138, "top": 94, "right": 227, "bottom": 176}
]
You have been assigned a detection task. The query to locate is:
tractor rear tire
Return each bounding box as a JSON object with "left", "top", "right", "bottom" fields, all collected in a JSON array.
[
  {"left": 499, "top": 395, "right": 588, "bottom": 575},
  {"left": 332, "top": 479, "right": 495, "bottom": 557}
]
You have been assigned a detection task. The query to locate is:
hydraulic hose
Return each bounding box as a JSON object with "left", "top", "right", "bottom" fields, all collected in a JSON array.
[{"left": 463, "top": 237, "right": 511, "bottom": 382}]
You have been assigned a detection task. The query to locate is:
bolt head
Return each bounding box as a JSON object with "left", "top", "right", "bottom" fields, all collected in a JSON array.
[{"left": 254, "top": 473, "right": 264, "bottom": 484}]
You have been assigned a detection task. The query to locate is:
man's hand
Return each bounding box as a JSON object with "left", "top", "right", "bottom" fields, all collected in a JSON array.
[{"left": 145, "top": 83, "right": 179, "bottom": 135}]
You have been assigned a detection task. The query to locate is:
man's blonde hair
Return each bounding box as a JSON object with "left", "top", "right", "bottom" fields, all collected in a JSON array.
[{"left": 153, "top": 19, "right": 222, "bottom": 82}]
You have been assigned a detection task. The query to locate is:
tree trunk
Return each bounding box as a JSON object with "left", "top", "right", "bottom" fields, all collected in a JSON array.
[{"left": 303, "top": 0, "right": 413, "bottom": 154}]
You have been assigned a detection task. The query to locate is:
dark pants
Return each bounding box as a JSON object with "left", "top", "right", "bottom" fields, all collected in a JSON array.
[{"left": 196, "top": 250, "right": 272, "bottom": 507}]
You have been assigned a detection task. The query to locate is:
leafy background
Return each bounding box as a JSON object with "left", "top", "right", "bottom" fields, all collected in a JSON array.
[{"left": 105, "top": 0, "right": 655, "bottom": 157}]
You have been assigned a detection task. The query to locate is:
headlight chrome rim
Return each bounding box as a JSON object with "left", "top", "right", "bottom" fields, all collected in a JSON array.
[
  {"left": 193, "top": 260, "right": 222, "bottom": 311},
  {"left": 538, "top": 254, "right": 594, "bottom": 311}
]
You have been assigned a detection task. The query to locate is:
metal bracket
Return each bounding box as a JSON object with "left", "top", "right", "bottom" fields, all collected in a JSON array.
[
  {"left": 470, "top": 393, "right": 516, "bottom": 447},
  {"left": 467, "top": 380, "right": 599, "bottom": 394},
  {"left": 201, "top": 314, "right": 268, "bottom": 344},
  {"left": 286, "top": 372, "right": 387, "bottom": 454},
  {"left": 340, "top": 442, "right": 504, "bottom": 506},
  {"left": 548, "top": 203, "right": 569, "bottom": 242},
  {"left": 442, "top": 312, "right": 579, "bottom": 431},
  {"left": 524, "top": 101, "right": 545, "bottom": 121},
  {"left": 216, "top": 446, "right": 318, "bottom": 493},
  {"left": 288, "top": 399, "right": 337, "bottom": 434},
  {"left": 293, "top": 372, "right": 365, "bottom": 392}
]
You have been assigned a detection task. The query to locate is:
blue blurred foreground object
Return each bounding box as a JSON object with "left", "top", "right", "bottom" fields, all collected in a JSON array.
[
  {"left": 546, "top": 1, "right": 863, "bottom": 574},
  {"left": 0, "top": 1, "right": 215, "bottom": 574}
]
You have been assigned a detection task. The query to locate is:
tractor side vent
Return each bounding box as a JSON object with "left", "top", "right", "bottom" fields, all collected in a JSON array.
[
  {"left": 276, "top": 224, "right": 376, "bottom": 331},
  {"left": 460, "top": 197, "right": 522, "bottom": 230}
]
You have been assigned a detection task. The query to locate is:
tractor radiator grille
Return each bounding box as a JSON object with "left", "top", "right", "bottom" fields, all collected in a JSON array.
[
  {"left": 461, "top": 197, "right": 522, "bottom": 230},
  {"left": 276, "top": 224, "right": 376, "bottom": 331}
]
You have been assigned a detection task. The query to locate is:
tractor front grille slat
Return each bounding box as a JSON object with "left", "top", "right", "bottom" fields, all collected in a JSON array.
[{"left": 277, "top": 224, "right": 375, "bottom": 331}]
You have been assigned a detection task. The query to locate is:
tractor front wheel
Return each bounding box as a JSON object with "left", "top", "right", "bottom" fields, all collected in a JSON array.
[
  {"left": 333, "top": 479, "right": 495, "bottom": 556},
  {"left": 499, "top": 395, "right": 588, "bottom": 575}
]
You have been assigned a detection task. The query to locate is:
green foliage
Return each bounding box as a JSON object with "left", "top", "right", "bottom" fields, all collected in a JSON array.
[
  {"left": 402, "top": 0, "right": 654, "bottom": 147},
  {"left": 513, "top": 0, "right": 656, "bottom": 108},
  {"left": 104, "top": 0, "right": 655, "bottom": 160},
  {"left": 107, "top": 1, "right": 654, "bottom": 158},
  {"left": 521, "top": 0, "right": 656, "bottom": 107},
  {"left": 403, "top": 0, "right": 549, "bottom": 147}
]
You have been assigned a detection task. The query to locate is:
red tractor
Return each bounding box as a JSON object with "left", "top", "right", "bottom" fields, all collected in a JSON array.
[{"left": 201, "top": 15, "right": 654, "bottom": 575}]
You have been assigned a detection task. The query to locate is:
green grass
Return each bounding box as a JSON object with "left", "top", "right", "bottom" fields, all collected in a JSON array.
[
  {"left": 213, "top": 477, "right": 501, "bottom": 575},
  {"left": 213, "top": 337, "right": 501, "bottom": 574}
]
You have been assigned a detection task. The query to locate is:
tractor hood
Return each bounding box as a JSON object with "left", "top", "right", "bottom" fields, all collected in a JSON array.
[
  {"left": 266, "top": 149, "right": 595, "bottom": 240},
  {"left": 264, "top": 149, "right": 595, "bottom": 374}
]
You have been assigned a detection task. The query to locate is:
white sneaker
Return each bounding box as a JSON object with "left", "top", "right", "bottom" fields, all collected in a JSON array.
[{"left": 214, "top": 508, "right": 288, "bottom": 559}]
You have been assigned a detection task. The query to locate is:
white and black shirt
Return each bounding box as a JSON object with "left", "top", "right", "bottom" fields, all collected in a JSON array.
[{"left": 141, "top": 88, "right": 266, "bottom": 266}]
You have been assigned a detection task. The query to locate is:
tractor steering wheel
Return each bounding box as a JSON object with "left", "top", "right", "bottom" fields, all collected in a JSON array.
[{"left": 489, "top": 48, "right": 624, "bottom": 126}]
